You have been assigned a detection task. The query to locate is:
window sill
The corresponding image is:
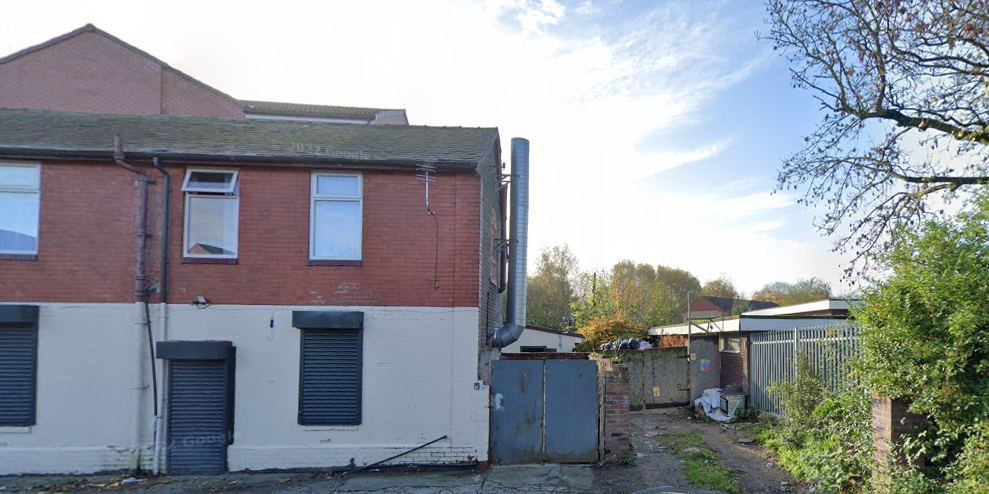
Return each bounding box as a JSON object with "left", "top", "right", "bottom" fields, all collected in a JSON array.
[
  {"left": 0, "top": 253, "right": 37, "bottom": 261},
  {"left": 720, "top": 350, "right": 741, "bottom": 354},
  {"left": 308, "top": 260, "right": 362, "bottom": 266},
  {"left": 182, "top": 257, "right": 238, "bottom": 265},
  {"left": 0, "top": 426, "right": 33, "bottom": 434},
  {"left": 301, "top": 425, "right": 359, "bottom": 432}
]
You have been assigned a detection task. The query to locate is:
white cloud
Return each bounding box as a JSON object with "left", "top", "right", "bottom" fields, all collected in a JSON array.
[{"left": 516, "top": 0, "right": 567, "bottom": 34}]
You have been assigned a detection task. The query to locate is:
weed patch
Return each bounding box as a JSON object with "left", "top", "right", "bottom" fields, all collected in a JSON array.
[
  {"left": 765, "top": 355, "right": 872, "bottom": 494},
  {"left": 656, "top": 432, "right": 741, "bottom": 494},
  {"left": 738, "top": 420, "right": 775, "bottom": 445}
]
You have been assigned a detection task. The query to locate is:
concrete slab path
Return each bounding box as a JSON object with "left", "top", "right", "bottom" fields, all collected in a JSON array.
[{"left": 0, "top": 465, "right": 603, "bottom": 494}]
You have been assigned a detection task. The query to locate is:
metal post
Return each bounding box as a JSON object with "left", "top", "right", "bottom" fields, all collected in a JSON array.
[{"left": 793, "top": 327, "right": 799, "bottom": 380}]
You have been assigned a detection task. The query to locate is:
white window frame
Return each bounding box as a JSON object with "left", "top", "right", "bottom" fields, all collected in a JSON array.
[
  {"left": 309, "top": 173, "right": 363, "bottom": 261},
  {"left": 720, "top": 334, "right": 742, "bottom": 353},
  {"left": 182, "top": 169, "right": 239, "bottom": 259},
  {"left": 181, "top": 169, "right": 239, "bottom": 194},
  {"left": 0, "top": 162, "right": 41, "bottom": 256}
]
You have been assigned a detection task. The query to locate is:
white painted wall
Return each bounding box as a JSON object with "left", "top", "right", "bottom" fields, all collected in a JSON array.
[
  {"left": 0, "top": 304, "right": 144, "bottom": 474},
  {"left": 0, "top": 303, "right": 489, "bottom": 474},
  {"left": 501, "top": 329, "right": 582, "bottom": 353}
]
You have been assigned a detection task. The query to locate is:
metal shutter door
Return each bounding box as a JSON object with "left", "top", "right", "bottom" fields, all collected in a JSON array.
[
  {"left": 167, "top": 360, "right": 228, "bottom": 474},
  {"left": 299, "top": 329, "right": 361, "bottom": 425},
  {"left": 0, "top": 327, "right": 36, "bottom": 426}
]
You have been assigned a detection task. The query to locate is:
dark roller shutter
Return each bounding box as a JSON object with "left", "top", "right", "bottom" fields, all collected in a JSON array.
[
  {"left": 299, "top": 329, "right": 362, "bottom": 425},
  {"left": 167, "top": 360, "right": 229, "bottom": 474},
  {"left": 0, "top": 325, "right": 37, "bottom": 426}
]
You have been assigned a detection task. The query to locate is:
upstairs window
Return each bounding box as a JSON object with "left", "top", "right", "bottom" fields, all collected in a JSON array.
[
  {"left": 310, "top": 173, "right": 362, "bottom": 261},
  {"left": 182, "top": 169, "right": 239, "bottom": 258},
  {"left": 0, "top": 163, "right": 41, "bottom": 256}
]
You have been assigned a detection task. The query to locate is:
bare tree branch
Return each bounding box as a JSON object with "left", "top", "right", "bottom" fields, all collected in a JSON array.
[{"left": 763, "top": 0, "right": 989, "bottom": 278}]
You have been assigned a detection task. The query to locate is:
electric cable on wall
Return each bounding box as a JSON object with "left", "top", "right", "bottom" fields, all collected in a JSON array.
[{"left": 416, "top": 163, "right": 441, "bottom": 290}]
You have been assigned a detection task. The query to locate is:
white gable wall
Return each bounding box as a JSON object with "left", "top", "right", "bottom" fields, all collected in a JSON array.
[{"left": 501, "top": 329, "right": 583, "bottom": 353}]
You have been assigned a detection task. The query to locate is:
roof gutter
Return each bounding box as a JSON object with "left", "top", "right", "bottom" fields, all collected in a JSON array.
[{"left": 0, "top": 147, "right": 479, "bottom": 171}]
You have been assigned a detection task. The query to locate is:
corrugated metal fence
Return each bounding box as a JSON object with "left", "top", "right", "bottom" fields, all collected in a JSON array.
[{"left": 749, "top": 324, "right": 861, "bottom": 416}]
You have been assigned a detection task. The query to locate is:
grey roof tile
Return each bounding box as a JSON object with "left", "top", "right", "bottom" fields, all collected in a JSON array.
[
  {"left": 0, "top": 109, "right": 498, "bottom": 169},
  {"left": 239, "top": 100, "right": 401, "bottom": 120}
]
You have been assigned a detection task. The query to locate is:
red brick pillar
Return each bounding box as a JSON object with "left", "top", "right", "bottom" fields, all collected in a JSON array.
[
  {"left": 604, "top": 364, "right": 630, "bottom": 460},
  {"left": 872, "top": 394, "right": 927, "bottom": 466}
]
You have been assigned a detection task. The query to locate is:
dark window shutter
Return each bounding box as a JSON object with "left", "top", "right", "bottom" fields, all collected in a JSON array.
[
  {"left": 0, "top": 325, "right": 37, "bottom": 426},
  {"left": 299, "top": 329, "right": 362, "bottom": 425}
]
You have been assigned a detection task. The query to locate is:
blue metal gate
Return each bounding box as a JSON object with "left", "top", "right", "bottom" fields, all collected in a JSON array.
[{"left": 490, "top": 359, "right": 598, "bottom": 464}]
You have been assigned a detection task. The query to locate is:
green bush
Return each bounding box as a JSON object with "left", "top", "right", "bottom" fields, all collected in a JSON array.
[
  {"left": 766, "top": 355, "right": 872, "bottom": 494},
  {"left": 730, "top": 406, "right": 756, "bottom": 422},
  {"left": 855, "top": 191, "right": 989, "bottom": 489},
  {"left": 947, "top": 421, "right": 989, "bottom": 494}
]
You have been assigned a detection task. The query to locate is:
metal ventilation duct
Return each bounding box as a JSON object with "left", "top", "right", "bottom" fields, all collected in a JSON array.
[{"left": 492, "top": 138, "right": 529, "bottom": 348}]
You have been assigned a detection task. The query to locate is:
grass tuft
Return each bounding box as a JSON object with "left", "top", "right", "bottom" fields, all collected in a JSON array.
[{"left": 657, "top": 432, "right": 741, "bottom": 494}]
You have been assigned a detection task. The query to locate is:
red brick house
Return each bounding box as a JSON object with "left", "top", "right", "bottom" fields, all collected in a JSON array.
[
  {"left": 0, "top": 24, "right": 408, "bottom": 124},
  {"left": 0, "top": 25, "right": 525, "bottom": 475},
  {"left": 682, "top": 295, "right": 778, "bottom": 322}
]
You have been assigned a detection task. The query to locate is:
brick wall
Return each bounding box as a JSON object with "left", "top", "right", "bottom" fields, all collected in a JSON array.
[
  {"left": 603, "top": 364, "right": 630, "bottom": 461},
  {"left": 476, "top": 143, "right": 503, "bottom": 382},
  {"left": 0, "top": 160, "right": 486, "bottom": 308},
  {"left": 0, "top": 162, "right": 136, "bottom": 301},
  {"left": 872, "top": 395, "right": 927, "bottom": 466},
  {"left": 0, "top": 30, "right": 243, "bottom": 118},
  {"left": 720, "top": 334, "right": 749, "bottom": 393}
]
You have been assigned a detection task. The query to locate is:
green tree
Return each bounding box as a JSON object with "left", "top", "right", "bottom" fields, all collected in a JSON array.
[
  {"left": 573, "top": 315, "right": 645, "bottom": 352},
  {"left": 701, "top": 274, "right": 740, "bottom": 300},
  {"left": 570, "top": 261, "right": 702, "bottom": 331},
  {"left": 764, "top": 0, "right": 989, "bottom": 271},
  {"left": 856, "top": 191, "right": 989, "bottom": 489},
  {"left": 654, "top": 265, "right": 702, "bottom": 325},
  {"left": 526, "top": 245, "right": 580, "bottom": 329},
  {"left": 608, "top": 260, "right": 661, "bottom": 328},
  {"left": 753, "top": 277, "right": 832, "bottom": 307}
]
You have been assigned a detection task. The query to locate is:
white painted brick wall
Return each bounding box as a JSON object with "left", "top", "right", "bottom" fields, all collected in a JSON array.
[{"left": 0, "top": 303, "right": 490, "bottom": 474}]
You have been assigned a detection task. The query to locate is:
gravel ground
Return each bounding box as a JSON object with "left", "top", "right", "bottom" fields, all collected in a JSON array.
[{"left": 593, "top": 408, "right": 806, "bottom": 494}]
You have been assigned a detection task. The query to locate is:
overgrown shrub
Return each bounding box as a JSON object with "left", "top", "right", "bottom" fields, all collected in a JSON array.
[
  {"left": 768, "top": 355, "right": 827, "bottom": 447},
  {"left": 947, "top": 421, "right": 989, "bottom": 494},
  {"left": 766, "top": 355, "right": 871, "bottom": 494},
  {"left": 855, "top": 191, "right": 989, "bottom": 490}
]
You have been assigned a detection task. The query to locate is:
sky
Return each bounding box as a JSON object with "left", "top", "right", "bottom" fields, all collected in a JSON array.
[{"left": 0, "top": 0, "right": 854, "bottom": 295}]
